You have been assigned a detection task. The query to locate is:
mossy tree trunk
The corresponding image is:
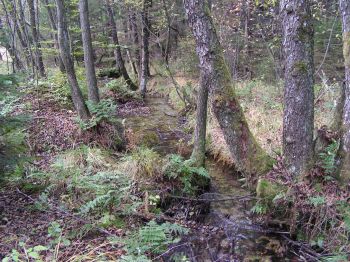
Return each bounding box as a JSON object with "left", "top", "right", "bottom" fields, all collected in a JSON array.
[
  {"left": 79, "top": 0, "right": 100, "bottom": 104},
  {"left": 280, "top": 0, "right": 315, "bottom": 177},
  {"left": 56, "top": 0, "right": 90, "bottom": 120},
  {"left": 191, "top": 77, "right": 209, "bottom": 167},
  {"left": 105, "top": 0, "right": 137, "bottom": 91},
  {"left": 338, "top": 0, "right": 350, "bottom": 183},
  {"left": 184, "top": 0, "right": 272, "bottom": 176}
]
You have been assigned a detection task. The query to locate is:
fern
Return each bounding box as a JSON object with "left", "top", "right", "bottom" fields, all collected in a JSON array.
[
  {"left": 77, "top": 99, "right": 118, "bottom": 130},
  {"left": 116, "top": 220, "right": 189, "bottom": 259},
  {"left": 163, "top": 154, "right": 210, "bottom": 194},
  {"left": 319, "top": 140, "right": 339, "bottom": 175}
]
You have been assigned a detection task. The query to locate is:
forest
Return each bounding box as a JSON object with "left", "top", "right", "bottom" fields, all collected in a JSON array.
[{"left": 0, "top": 0, "right": 349, "bottom": 261}]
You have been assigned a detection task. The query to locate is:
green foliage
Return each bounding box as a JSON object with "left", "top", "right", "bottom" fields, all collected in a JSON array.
[
  {"left": 77, "top": 99, "right": 118, "bottom": 130},
  {"left": 0, "top": 76, "right": 28, "bottom": 181},
  {"left": 250, "top": 201, "right": 268, "bottom": 215},
  {"left": 163, "top": 154, "right": 210, "bottom": 194},
  {"left": 2, "top": 242, "right": 48, "bottom": 262},
  {"left": 47, "top": 221, "right": 71, "bottom": 247},
  {"left": 0, "top": 74, "right": 18, "bottom": 87},
  {"left": 104, "top": 79, "right": 140, "bottom": 101},
  {"left": 319, "top": 140, "right": 340, "bottom": 176},
  {"left": 118, "top": 220, "right": 188, "bottom": 260},
  {"left": 308, "top": 196, "right": 326, "bottom": 207}
]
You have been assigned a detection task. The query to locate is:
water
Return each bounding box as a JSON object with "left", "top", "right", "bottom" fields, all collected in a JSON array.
[{"left": 121, "top": 97, "right": 292, "bottom": 261}]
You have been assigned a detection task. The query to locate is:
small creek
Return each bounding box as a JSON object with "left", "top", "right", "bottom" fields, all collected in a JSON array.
[{"left": 122, "top": 97, "right": 292, "bottom": 262}]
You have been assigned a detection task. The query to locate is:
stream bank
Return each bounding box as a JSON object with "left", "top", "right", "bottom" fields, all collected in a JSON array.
[{"left": 120, "top": 96, "right": 295, "bottom": 261}]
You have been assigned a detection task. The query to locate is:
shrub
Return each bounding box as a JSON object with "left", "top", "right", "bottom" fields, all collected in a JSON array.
[{"left": 104, "top": 79, "right": 140, "bottom": 101}]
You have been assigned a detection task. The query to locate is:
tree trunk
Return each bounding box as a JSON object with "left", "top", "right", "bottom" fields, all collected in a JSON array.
[
  {"left": 56, "top": 0, "right": 90, "bottom": 120},
  {"left": 43, "top": 0, "right": 65, "bottom": 72},
  {"left": 79, "top": 0, "right": 100, "bottom": 104},
  {"left": 191, "top": 77, "right": 209, "bottom": 166},
  {"left": 18, "top": 0, "right": 36, "bottom": 75},
  {"left": 105, "top": 0, "right": 137, "bottom": 90},
  {"left": 338, "top": 0, "right": 350, "bottom": 183},
  {"left": 184, "top": 0, "right": 272, "bottom": 176},
  {"left": 140, "top": 0, "right": 152, "bottom": 98},
  {"left": 142, "top": 0, "right": 151, "bottom": 77},
  {"left": 129, "top": 9, "right": 140, "bottom": 75},
  {"left": 280, "top": 0, "right": 315, "bottom": 176},
  {"left": 27, "top": 0, "right": 46, "bottom": 77},
  {"left": 162, "top": 0, "right": 171, "bottom": 64}
]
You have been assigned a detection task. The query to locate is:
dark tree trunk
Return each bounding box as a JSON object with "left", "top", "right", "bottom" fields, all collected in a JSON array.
[
  {"left": 280, "top": 0, "right": 315, "bottom": 176},
  {"left": 105, "top": 0, "right": 137, "bottom": 90},
  {"left": 140, "top": 0, "right": 152, "bottom": 98},
  {"left": 43, "top": 0, "right": 65, "bottom": 72},
  {"left": 56, "top": 0, "right": 90, "bottom": 120},
  {"left": 79, "top": 0, "right": 100, "bottom": 104},
  {"left": 162, "top": 0, "right": 171, "bottom": 64},
  {"left": 184, "top": 0, "right": 272, "bottom": 176},
  {"left": 27, "top": 0, "right": 46, "bottom": 77},
  {"left": 338, "top": 0, "right": 350, "bottom": 183},
  {"left": 129, "top": 9, "right": 140, "bottom": 74}
]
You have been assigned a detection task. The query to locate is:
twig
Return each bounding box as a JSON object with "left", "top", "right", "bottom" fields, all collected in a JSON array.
[
  {"left": 152, "top": 243, "right": 189, "bottom": 261},
  {"left": 315, "top": 14, "right": 339, "bottom": 76}
]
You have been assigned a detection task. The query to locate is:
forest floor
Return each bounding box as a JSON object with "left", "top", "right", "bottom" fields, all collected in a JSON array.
[{"left": 1, "top": 70, "right": 349, "bottom": 261}]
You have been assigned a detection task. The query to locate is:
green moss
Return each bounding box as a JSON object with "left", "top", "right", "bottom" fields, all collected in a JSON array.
[
  {"left": 293, "top": 61, "right": 308, "bottom": 74},
  {"left": 256, "top": 178, "right": 284, "bottom": 200},
  {"left": 139, "top": 131, "right": 160, "bottom": 147}
]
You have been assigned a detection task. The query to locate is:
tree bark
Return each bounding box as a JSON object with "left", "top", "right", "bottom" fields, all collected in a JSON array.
[
  {"left": 129, "top": 9, "right": 140, "bottom": 75},
  {"left": 191, "top": 77, "right": 209, "bottom": 166},
  {"left": 18, "top": 0, "right": 36, "bottom": 75},
  {"left": 338, "top": 0, "right": 350, "bottom": 183},
  {"left": 105, "top": 0, "right": 137, "bottom": 90},
  {"left": 43, "top": 0, "right": 65, "bottom": 72},
  {"left": 27, "top": 0, "right": 46, "bottom": 77},
  {"left": 140, "top": 0, "right": 152, "bottom": 98},
  {"left": 56, "top": 0, "right": 90, "bottom": 120},
  {"left": 79, "top": 0, "right": 100, "bottom": 104},
  {"left": 184, "top": 0, "right": 272, "bottom": 176},
  {"left": 280, "top": 0, "right": 315, "bottom": 176}
]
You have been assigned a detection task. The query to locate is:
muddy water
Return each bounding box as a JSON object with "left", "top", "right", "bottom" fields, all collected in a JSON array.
[{"left": 123, "top": 97, "right": 290, "bottom": 261}]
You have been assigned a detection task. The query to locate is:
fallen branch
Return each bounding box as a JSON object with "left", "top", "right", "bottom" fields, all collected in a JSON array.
[{"left": 168, "top": 193, "right": 254, "bottom": 203}]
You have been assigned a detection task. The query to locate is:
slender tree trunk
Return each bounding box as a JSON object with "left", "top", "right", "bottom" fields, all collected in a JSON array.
[
  {"left": 43, "top": 0, "right": 65, "bottom": 72},
  {"left": 129, "top": 9, "right": 140, "bottom": 75},
  {"left": 184, "top": 0, "right": 272, "bottom": 176},
  {"left": 27, "top": 0, "right": 46, "bottom": 77},
  {"left": 162, "top": 0, "right": 171, "bottom": 64},
  {"left": 79, "top": 0, "right": 100, "bottom": 104},
  {"left": 338, "top": 0, "right": 350, "bottom": 183},
  {"left": 280, "top": 0, "right": 315, "bottom": 176},
  {"left": 140, "top": 0, "right": 152, "bottom": 98},
  {"left": 18, "top": 0, "right": 36, "bottom": 75},
  {"left": 105, "top": 0, "right": 137, "bottom": 90},
  {"left": 56, "top": 0, "right": 90, "bottom": 120},
  {"left": 142, "top": 0, "right": 151, "bottom": 77}
]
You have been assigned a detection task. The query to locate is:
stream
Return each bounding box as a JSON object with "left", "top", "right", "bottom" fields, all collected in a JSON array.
[{"left": 122, "top": 97, "right": 293, "bottom": 262}]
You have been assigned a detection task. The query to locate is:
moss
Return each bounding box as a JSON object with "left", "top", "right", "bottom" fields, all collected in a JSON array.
[
  {"left": 343, "top": 32, "right": 350, "bottom": 68},
  {"left": 256, "top": 178, "right": 285, "bottom": 200},
  {"left": 293, "top": 61, "right": 308, "bottom": 74},
  {"left": 138, "top": 131, "right": 160, "bottom": 147}
]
